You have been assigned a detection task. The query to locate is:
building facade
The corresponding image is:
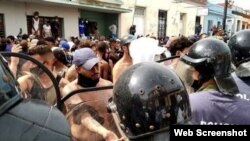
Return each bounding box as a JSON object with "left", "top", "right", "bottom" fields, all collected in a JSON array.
[
  {"left": 0, "top": 0, "right": 207, "bottom": 39},
  {"left": 120, "top": 0, "right": 207, "bottom": 38},
  {"left": 202, "top": 3, "right": 233, "bottom": 35},
  {"left": 231, "top": 6, "right": 250, "bottom": 35},
  {"left": 0, "top": 0, "right": 130, "bottom": 39},
  {"left": 0, "top": 0, "right": 79, "bottom": 39}
]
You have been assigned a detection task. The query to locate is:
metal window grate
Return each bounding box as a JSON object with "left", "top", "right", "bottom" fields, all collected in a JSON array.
[
  {"left": 158, "top": 10, "right": 167, "bottom": 39},
  {"left": 0, "top": 14, "right": 5, "bottom": 37}
]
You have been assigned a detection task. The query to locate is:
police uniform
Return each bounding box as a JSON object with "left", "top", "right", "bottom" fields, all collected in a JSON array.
[
  {"left": 177, "top": 38, "right": 250, "bottom": 125},
  {"left": 190, "top": 85, "right": 250, "bottom": 125},
  {"left": 232, "top": 72, "right": 250, "bottom": 101},
  {"left": 228, "top": 29, "right": 250, "bottom": 102}
]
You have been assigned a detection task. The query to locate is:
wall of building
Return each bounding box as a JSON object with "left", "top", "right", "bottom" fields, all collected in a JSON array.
[
  {"left": 170, "top": 3, "right": 199, "bottom": 36},
  {"left": 160, "top": 1, "right": 205, "bottom": 37},
  {"left": 203, "top": 3, "right": 232, "bottom": 34},
  {"left": 242, "top": 17, "right": 250, "bottom": 29},
  {"left": 120, "top": 0, "right": 202, "bottom": 37},
  {"left": 0, "top": 1, "right": 79, "bottom": 39},
  {"left": 231, "top": 14, "right": 242, "bottom": 34},
  {"left": 143, "top": 0, "right": 171, "bottom": 37},
  {"left": 121, "top": 0, "right": 170, "bottom": 37},
  {"left": 231, "top": 5, "right": 250, "bottom": 34},
  {"left": 167, "top": 3, "right": 180, "bottom": 36},
  {"left": 0, "top": 0, "right": 208, "bottom": 39},
  {"left": 119, "top": 0, "right": 135, "bottom": 37},
  {"left": 0, "top": 1, "right": 27, "bottom": 37},
  {"left": 203, "top": 14, "right": 223, "bottom": 34}
]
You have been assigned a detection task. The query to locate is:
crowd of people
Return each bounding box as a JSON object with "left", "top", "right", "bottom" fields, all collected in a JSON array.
[{"left": 1, "top": 27, "right": 250, "bottom": 141}]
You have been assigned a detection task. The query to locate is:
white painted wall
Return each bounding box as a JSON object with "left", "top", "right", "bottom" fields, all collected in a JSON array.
[
  {"left": 144, "top": 0, "right": 171, "bottom": 37},
  {"left": 120, "top": 0, "right": 173, "bottom": 37},
  {"left": 169, "top": 3, "right": 200, "bottom": 36},
  {"left": 119, "top": 0, "right": 136, "bottom": 37},
  {"left": 0, "top": 1, "right": 27, "bottom": 37},
  {"left": 0, "top": 1, "right": 79, "bottom": 40},
  {"left": 120, "top": 0, "right": 202, "bottom": 37},
  {"left": 232, "top": 15, "right": 242, "bottom": 34}
]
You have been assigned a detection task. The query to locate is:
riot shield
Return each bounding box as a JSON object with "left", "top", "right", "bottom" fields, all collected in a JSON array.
[
  {"left": 62, "top": 86, "right": 125, "bottom": 141},
  {"left": 156, "top": 55, "right": 195, "bottom": 94},
  {"left": 0, "top": 52, "right": 71, "bottom": 141},
  {"left": 0, "top": 52, "right": 63, "bottom": 110}
]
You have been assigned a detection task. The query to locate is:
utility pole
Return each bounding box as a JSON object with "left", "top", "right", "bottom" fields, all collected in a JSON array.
[{"left": 222, "top": 0, "right": 228, "bottom": 32}]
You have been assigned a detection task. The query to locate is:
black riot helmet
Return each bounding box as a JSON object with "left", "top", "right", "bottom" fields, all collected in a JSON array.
[
  {"left": 228, "top": 29, "right": 250, "bottom": 67},
  {"left": 180, "top": 38, "right": 238, "bottom": 95},
  {"left": 120, "top": 34, "right": 136, "bottom": 46},
  {"left": 110, "top": 62, "right": 191, "bottom": 141}
]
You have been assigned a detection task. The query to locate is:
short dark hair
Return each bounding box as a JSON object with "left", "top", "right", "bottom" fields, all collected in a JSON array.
[
  {"left": 7, "top": 35, "right": 15, "bottom": 41},
  {"left": 109, "top": 38, "right": 116, "bottom": 43},
  {"left": 22, "top": 34, "right": 29, "bottom": 40},
  {"left": 20, "top": 40, "right": 29, "bottom": 53},
  {"left": 28, "top": 44, "right": 52, "bottom": 56},
  {"left": 36, "top": 39, "right": 47, "bottom": 46},
  {"left": 96, "top": 41, "right": 108, "bottom": 53},
  {"left": 70, "top": 36, "right": 75, "bottom": 41},
  {"left": 169, "top": 36, "right": 192, "bottom": 56},
  {"left": 79, "top": 39, "right": 91, "bottom": 48},
  {"left": 45, "top": 36, "right": 55, "bottom": 43},
  {"left": 34, "top": 11, "right": 39, "bottom": 16}
]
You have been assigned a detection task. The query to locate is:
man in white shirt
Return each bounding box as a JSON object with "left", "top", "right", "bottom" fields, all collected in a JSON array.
[{"left": 43, "top": 21, "right": 52, "bottom": 38}]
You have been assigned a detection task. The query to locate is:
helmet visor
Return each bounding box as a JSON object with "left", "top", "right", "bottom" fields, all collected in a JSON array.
[{"left": 175, "top": 60, "right": 195, "bottom": 94}]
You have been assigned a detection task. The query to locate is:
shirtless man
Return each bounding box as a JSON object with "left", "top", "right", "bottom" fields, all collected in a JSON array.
[
  {"left": 96, "top": 41, "right": 113, "bottom": 81},
  {"left": 17, "top": 45, "right": 57, "bottom": 104},
  {"left": 62, "top": 48, "right": 121, "bottom": 141},
  {"left": 112, "top": 35, "right": 136, "bottom": 83}
]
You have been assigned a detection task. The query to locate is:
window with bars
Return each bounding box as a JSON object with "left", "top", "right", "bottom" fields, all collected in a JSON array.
[
  {"left": 158, "top": 10, "right": 167, "bottom": 39},
  {"left": 0, "top": 14, "right": 5, "bottom": 38},
  {"left": 26, "top": 15, "right": 64, "bottom": 38}
]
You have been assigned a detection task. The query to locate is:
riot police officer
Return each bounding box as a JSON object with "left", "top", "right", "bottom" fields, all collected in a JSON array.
[
  {"left": 0, "top": 54, "right": 71, "bottom": 140},
  {"left": 108, "top": 62, "right": 191, "bottom": 141},
  {"left": 177, "top": 38, "right": 250, "bottom": 125},
  {"left": 228, "top": 29, "right": 250, "bottom": 101}
]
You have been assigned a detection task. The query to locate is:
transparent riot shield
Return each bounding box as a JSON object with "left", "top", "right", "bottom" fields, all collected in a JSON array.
[
  {"left": 62, "top": 86, "right": 125, "bottom": 141},
  {"left": 0, "top": 52, "right": 63, "bottom": 110},
  {"left": 175, "top": 60, "right": 195, "bottom": 94},
  {"left": 0, "top": 52, "right": 71, "bottom": 141},
  {"left": 156, "top": 55, "right": 195, "bottom": 94}
]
